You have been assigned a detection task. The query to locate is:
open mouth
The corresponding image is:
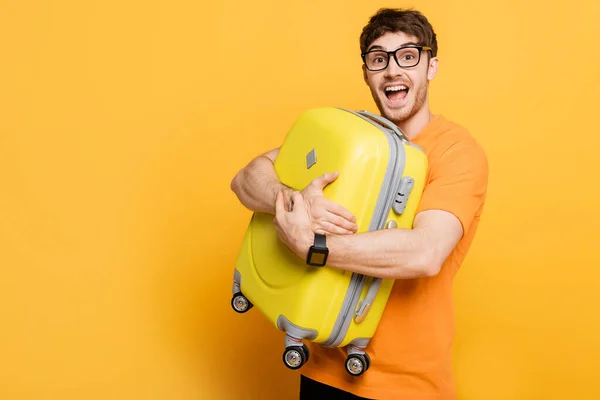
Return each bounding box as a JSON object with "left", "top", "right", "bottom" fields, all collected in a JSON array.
[{"left": 385, "top": 85, "right": 409, "bottom": 103}]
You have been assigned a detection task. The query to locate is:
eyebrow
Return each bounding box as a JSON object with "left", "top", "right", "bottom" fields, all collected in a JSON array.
[{"left": 367, "top": 42, "right": 420, "bottom": 52}]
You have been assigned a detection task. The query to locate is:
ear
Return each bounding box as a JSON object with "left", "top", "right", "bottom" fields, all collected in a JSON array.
[
  {"left": 427, "top": 57, "right": 439, "bottom": 81},
  {"left": 362, "top": 64, "right": 369, "bottom": 85}
]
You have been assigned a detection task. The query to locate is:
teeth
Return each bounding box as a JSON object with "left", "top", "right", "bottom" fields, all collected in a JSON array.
[{"left": 385, "top": 85, "right": 408, "bottom": 92}]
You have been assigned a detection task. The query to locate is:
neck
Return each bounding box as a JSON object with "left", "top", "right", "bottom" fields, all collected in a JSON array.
[{"left": 396, "top": 104, "right": 433, "bottom": 140}]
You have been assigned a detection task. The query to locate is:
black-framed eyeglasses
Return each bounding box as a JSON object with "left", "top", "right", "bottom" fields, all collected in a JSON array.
[{"left": 361, "top": 45, "right": 432, "bottom": 71}]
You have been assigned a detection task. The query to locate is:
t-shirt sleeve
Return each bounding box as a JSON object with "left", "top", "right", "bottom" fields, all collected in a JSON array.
[{"left": 416, "top": 139, "right": 489, "bottom": 235}]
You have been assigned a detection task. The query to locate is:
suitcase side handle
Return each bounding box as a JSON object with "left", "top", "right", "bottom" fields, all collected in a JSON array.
[
  {"left": 355, "top": 110, "right": 410, "bottom": 143},
  {"left": 354, "top": 277, "right": 382, "bottom": 323}
]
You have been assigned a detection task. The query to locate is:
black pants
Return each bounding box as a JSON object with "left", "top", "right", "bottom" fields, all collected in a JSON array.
[{"left": 300, "top": 375, "right": 373, "bottom": 399}]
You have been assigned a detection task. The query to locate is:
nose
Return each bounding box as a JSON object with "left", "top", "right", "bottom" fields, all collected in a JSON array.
[{"left": 383, "top": 56, "right": 404, "bottom": 78}]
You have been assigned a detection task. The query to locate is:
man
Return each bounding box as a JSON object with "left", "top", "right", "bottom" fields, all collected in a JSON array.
[{"left": 230, "top": 8, "right": 488, "bottom": 400}]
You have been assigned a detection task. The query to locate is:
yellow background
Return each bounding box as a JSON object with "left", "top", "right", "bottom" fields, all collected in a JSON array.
[{"left": 1, "top": 0, "right": 599, "bottom": 399}]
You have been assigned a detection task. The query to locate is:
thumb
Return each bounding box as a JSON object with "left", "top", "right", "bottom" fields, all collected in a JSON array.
[{"left": 314, "top": 171, "right": 339, "bottom": 189}]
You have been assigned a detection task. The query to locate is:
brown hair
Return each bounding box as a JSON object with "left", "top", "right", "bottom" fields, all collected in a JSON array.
[{"left": 360, "top": 8, "right": 438, "bottom": 57}]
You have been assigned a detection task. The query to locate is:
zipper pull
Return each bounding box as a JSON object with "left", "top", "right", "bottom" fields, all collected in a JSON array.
[
  {"left": 354, "top": 300, "right": 371, "bottom": 323},
  {"left": 354, "top": 277, "right": 383, "bottom": 324}
]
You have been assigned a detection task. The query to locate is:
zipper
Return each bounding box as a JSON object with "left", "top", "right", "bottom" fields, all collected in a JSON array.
[
  {"left": 320, "top": 273, "right": 365, "bottom": 347},
  {"left": 322, "top": 126, "right": 404, "bottom": 347}
]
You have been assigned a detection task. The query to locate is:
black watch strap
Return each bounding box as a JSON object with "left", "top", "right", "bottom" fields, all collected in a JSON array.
[{"left": 313, "top": 233, "right": 326, "bottom": 249}]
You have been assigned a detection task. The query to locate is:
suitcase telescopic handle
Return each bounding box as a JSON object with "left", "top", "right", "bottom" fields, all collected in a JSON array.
[{"left": 356, "top": 110, "right": 410, "bottom": 143}]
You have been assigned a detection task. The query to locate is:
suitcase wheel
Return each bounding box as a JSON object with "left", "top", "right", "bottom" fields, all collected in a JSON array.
[
  {"left": 345, "top": 353, "right": 370, "bottom": 377},
  {"left": 231, "top": 292, "right": 253, "bottom": 313},
  {"left": 282, "top": 344, "right": 310, "bottom": 370}
]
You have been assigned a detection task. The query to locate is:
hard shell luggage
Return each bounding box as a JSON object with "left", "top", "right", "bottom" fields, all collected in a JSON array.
[{"left": 230, "top": 107, "right": 428, "bottom": 376}]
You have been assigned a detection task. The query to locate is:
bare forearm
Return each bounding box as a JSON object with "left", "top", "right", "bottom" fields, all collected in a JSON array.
[
  {"left": 275, "top": 191, "right": 461, "bottom": 279},
  {"left": 230, "top": 155, "right": 292, "bottom": 214},
  {"left": 324, "top": 228, "right": 439, "bottom": 279}
]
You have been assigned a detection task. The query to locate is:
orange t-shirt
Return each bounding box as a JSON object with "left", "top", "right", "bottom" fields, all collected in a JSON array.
[{"left": 300, "top": 115, "right": 489, "bottom": 399}]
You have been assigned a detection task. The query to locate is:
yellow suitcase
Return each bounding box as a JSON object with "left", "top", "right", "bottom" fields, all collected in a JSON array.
[{"left": 231, "top": 107, "right": 427, "bottom": 376}]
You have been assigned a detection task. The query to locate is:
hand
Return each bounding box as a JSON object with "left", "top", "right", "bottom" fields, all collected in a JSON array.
[
  {"left": 300, "top": 172, "right": 358, "bottom": 235},
  {"left": 273, "top": 190, "right": 313, "bottom": 259}
]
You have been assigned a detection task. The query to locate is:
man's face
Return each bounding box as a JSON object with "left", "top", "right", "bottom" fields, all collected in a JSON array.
[{"left": 362, "top": 31, "right": 438, "bottom": 124}]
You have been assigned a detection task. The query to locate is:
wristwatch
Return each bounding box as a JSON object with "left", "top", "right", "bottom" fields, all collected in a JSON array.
[{"left": 306, "top": 233, "right": 329, "bottom": 267}]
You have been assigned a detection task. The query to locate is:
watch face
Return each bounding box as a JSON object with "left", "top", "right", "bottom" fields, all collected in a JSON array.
[{"left": 310, "top": 251, "right": 326, "bottom": 266}]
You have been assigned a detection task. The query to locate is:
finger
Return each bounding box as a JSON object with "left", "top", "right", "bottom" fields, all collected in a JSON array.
[
  {"left": 324, "top": 201, "right": 358, "bottom": 224},
  {"left": 314, "top": 227, "right": 327, "bottom": 235},
  {"left": 324, "top": 213, "right": 359, "bottom": 232},
  {"left": 316, "top": 220, "right": 356, "bottom": 235},
  {"left": 291, "top": 191, "right": 304, "bottom": 211},
  {"left": 274, "top": 190, "right": 286, "bottom": 215},
  {"left": 286, "top": 190, "right": 294, "bottom": 212}
]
